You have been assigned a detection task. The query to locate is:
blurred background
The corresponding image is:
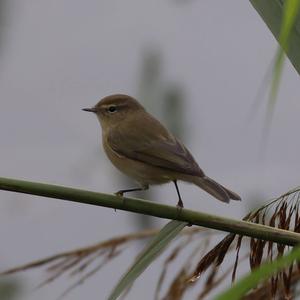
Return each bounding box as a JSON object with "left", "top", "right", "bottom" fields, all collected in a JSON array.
[{"left": 0, "top": 0, "right": 299, "bottom": 299}]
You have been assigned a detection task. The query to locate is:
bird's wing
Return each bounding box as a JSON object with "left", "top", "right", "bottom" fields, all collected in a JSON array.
[{"left": 107, "top": 124, "right": 204, "bottom": 177}]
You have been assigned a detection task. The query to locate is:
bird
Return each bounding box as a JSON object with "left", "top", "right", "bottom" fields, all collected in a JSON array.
[{"left": 83, "top": 94, "right": 241, "bottom": 207}]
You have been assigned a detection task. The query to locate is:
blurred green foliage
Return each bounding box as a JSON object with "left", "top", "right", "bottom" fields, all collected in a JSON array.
[
  {"left": 0, "top": 279, "right": 20, "bottom": 300},
  {"left": 250, "top": 0, "right": 300, "bottom": 75}
]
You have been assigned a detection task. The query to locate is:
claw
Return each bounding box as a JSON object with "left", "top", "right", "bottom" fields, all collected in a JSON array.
[
  {"left": 176, "top": 198, "right": 184, "bottom": 209},
  {"left": 176, "top": 202, "right": 183, "bottom": 211},
  {"left": 115, "top": 191, "right": 124, "bottom": 197}
]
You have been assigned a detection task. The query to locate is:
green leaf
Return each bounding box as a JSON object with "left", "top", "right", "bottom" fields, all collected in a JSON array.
[
  {"left": 215, "top": 246, "right": 300, "bottom": 300},
  {"left": 107, "top": 220, "right": 187, "bottom": 300},
  {"left": 269, "top": 0, "right": 300, "bottom": 115},
  {"left": 250, "top": 0, "right": 300, "bottom": 75},
  {"left": 250, "top": 0, "right": 300, "bottom": 139}
]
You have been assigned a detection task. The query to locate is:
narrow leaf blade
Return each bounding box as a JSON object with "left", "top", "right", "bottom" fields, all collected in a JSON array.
[
  {"left": 250, "top": 0, "right": 300, "bottom": 75},
  {"left": 268, "top": 0, "right": 300, "bottom": 114},
  {"left": 215, "top": 246, "right": 300, "bottom": 300},
  {"left": 108, "top": 220, "right": 187, "bottom": 300}
]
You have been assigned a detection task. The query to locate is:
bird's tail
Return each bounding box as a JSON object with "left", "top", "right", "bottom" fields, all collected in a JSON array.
[{"left": 192, "top": 176, "right": 241, "bottom": 203}]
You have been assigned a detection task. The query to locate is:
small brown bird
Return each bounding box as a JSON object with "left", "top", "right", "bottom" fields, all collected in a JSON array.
[{"left": 83, "top": 94, "right": 241, "bottom": 207}]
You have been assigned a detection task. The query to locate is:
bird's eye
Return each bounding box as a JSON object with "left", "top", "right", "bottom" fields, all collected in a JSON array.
[{"left": 108, "top": 105, "right": 117, "bottom": 113}]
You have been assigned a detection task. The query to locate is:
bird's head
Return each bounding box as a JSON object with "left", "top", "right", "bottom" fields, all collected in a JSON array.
[{"left": 83, "top": 94, "right": 144, "bottom": 129}]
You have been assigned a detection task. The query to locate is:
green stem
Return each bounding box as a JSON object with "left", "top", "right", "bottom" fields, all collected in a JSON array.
[{"left": 0, "top": 177, "right": 299, "bottom": 246}]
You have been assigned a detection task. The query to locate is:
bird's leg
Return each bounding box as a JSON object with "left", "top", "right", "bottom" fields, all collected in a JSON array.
[
  {"left": 115, "top": 184, "right": 149, "bottom": 197},
  {"left": 173, "top": 180, "right": 184, "bottom": 208}
]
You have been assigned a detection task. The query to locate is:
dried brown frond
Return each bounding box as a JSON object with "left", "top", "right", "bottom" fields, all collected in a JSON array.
[
  {"left": 155, "top": 236, "right": 191, "bottom": 300},
  {"left": 162, "top": 268, "right": 188, "bottom": 300},
  {"left": 58, "top": 248, "right": 122, "bottom": 299},
  {"left": 232, "top": 234, "right": 244, "bottom": 282},
  {"left": 188, "top": 187, "right": 300, "bottom": 300},
  {"left": 0, "top": 226, "right": 207, "bottom": 299},
  {"left": 242, "top": 266, "right": 300, "bottom": 300},
  {"left": 189, "top": 233, "right": 236, "bottom": 282},
  {"left": 0, "top": 228, "right": 159, "bottom": 276},
  {"left": 160, "top": 235, "right": 213, "bottom": 300},
  {"left": 197, "top": 257, "right": 247, "bottom": 300}
]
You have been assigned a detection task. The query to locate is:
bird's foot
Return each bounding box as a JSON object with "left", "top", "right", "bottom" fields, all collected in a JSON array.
[
  {"left": 176, "top": 203, "right": 183, "bottom": 214},
  {"left": 176, "top": 198, "right": 184, "bottom": 209},
  {"left": 115, "top": 190, "right": 124, "bottom": 197},
  {"left": 114, "top": 191, "right": 125, "bottom": 212}
]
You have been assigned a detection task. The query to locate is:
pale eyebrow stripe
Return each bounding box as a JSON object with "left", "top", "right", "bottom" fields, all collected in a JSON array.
[{"left": 102, "top": 103, "right": 127, "bottom": 109}]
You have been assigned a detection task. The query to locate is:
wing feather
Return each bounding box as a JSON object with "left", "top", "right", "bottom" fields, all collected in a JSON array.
[{"left": 107, "top": 121, "right": 204, "bottom": 177}]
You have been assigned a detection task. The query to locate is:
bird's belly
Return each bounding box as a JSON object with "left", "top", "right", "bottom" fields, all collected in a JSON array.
[{"left": 103, "top": 144, "right": 172, "bottom": 185}]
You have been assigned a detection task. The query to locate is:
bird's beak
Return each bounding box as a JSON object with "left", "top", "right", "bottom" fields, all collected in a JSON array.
[{"left": 82, "top": 107, "right": 97, "bottom": 113}]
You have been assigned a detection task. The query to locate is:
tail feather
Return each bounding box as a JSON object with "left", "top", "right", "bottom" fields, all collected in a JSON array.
[{"left": 193, "top": 176, "right": 241, "bottom": 203}]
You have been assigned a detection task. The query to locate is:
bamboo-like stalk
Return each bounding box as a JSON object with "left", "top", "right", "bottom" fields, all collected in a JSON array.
[{"left": 0, "top": 176, "right": 300, "bottom": 246}]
